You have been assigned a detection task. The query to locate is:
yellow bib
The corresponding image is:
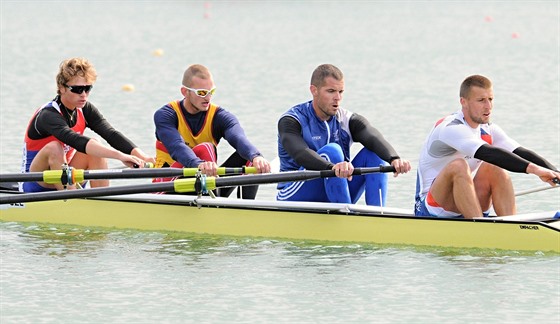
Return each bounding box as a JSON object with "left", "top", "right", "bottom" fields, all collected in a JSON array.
[{"left": 155, "top": 100, "right": 218, "bottom": 168}]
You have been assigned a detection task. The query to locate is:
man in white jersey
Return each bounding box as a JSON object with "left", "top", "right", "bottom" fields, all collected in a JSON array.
[{"left": 415, "top": 75, "right": 559, "bottom": 218}]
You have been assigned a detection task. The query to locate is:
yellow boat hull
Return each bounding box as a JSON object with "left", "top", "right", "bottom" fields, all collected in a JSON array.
[{"left": 1, "top": 194, "right": 559, "bottom": 253}]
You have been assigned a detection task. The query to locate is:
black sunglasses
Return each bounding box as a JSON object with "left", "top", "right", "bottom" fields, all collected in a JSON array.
[{"left": 65, "top": 84, "right": 93, "bottom": 94}]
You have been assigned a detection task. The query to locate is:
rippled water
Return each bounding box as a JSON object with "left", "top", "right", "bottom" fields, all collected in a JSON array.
[
  {"left": 1, "top": 1, "right": 559, "bottom": 323},
  {"left": 2, "top": 222, "right": 559, "bottom": 323}
]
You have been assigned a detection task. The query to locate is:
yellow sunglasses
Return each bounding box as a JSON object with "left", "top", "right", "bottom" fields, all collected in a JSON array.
[{"left": 183, "top": 86, "right": 216, "bottom": 98}]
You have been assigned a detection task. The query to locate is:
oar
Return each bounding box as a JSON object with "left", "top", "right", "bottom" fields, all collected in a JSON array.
[
  {"left": 0, "top": 166, "right": 395, "bottom": 204},
  {"left": 515, "top": 178, "right": 560, "bottom": 196},
  {"left": 515, "top": 182, "right": 560, "bottom": 196},
  {"left": 0, "top": 166, "right": 257, "bottom": 184}
]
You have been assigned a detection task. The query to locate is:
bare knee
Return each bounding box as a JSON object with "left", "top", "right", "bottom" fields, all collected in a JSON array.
[
  {"left": 42, "top": 141, "right": 65, "bottom": 156},
  {"left": 71, "top": 151, "right": 108, "bottom": 170},
  {"left": 475, "top": 163, "right": 510, "bottom": 188},
  {"left": 29, "top": 142, "right": 66, "bottom": 171},
  {"left": 474, "top": 163, "right": 515, "bottom": 214},
  {"left": 430, "top": 159, "right": 479, "bottom": 215},
  {"left": 489, "top": 164, "right": 510, "bottom": 183},
  {"left": 446, "top": 159, "right": 472, "bottom": 181}
]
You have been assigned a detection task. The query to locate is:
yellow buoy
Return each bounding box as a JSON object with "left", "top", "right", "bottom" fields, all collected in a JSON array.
[
  {"left": 122, "top": 84, "right": 135, "bottom": 92},
  {"left": 152, "top": 49, "right": 164, "bottom": 56}
]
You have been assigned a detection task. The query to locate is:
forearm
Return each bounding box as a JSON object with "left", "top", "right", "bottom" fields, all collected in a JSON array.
[
  {"left": 349, "top": 114, "right": 400, "bottom": 162},
  {"left": 84, "top": 139, "right": 126, "bottom": 160},
  {"left": 290, "top": 145, "right": 333, "bottom": 170},
  {"left": 89, "top": 120, "right": 136, "bottom": 154},
  {"left": 131, "top": 148, "right": 155, "bottom": 163},
  {"left": 99, "top": 130, "right": 136, "bottom": 154},
  {"left": 278, "top": 117, "right": 333, "bottom": 170},
  {"left": 513, "top": 147, "right": 558, "bottom": 171},
  {"left": 474, "top": 144, "right": 529, "bottom": 173},
  {"left": 170, "top": 144, "right": 205, "bottom": 168},
  {"left": 84, "top": 103, "right": 136, "bottom": 153},
  {"left": 223, "top": 126, "right": 262, "bottom": 161},
  {"left": 53, "top": 129, "right": 90, "bottom": 153}
]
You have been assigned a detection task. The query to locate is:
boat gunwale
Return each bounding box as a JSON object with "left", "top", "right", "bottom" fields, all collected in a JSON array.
[{"left": 74, "top": 193, "right": 560, "bottom": 231}]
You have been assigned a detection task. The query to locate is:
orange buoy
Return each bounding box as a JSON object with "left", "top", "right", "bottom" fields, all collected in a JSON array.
[{"left": 122, "top": 84, "right": 135, "bottom": 92}]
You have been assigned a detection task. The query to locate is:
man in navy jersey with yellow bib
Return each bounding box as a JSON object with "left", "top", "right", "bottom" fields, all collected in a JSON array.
[{"left": 153, "top": 64, "right": 271, "bottom": 199}]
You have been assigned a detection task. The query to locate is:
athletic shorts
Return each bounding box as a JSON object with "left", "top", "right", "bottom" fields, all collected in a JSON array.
[
  {"left": 22, "top": 181, "right": 57, "bottom": 193},
  {"left": 415, "top": 193, "right": 489, "bottom": 218}
]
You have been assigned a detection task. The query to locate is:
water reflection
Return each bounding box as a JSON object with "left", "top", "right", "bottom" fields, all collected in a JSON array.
[
  {"left": 3, "top": 221, "right": 556, "bottom": 262},
  {"left": 3, "top": 222, "right": 109, "bottom": 258}
]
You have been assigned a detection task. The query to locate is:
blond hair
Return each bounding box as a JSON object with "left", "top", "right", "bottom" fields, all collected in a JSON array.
[{"left": 182, "top": 64, "right": 212, "bottom": 87}]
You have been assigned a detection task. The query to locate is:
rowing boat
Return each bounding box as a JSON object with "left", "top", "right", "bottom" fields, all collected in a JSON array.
[{"left": 1, "top": 192, "right": 559, "bottom": 253}]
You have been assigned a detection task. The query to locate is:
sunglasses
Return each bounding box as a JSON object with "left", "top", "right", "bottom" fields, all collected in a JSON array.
[
  {"left": 183, "top": 86, "right": 216, "bottom": 98},
  {"left": 65, "top": 84, "right": 93, "bottom": 94}
]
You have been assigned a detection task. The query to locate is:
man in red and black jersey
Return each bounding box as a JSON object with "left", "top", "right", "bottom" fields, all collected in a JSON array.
[{"left": 21, "top": 57, "right": 154, "bottom": 192}]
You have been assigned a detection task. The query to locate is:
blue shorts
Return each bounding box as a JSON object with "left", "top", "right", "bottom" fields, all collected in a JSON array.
[
  {"left": 21, "top": 180, "right": 88, "bottom": 192},
  {"left": 277, "top": 143, "right": 388, "bottom": 206},
  {"left": 22, "top": 181, "right": 57, "bottom": 193}
]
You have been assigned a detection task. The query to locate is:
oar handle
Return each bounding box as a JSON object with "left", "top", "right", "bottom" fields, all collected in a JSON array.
[
  {"left": 317, "top": 165, "right": 396, "bottom": 178},
  {"left": 351, "top": 165, "right": 396, "bottom": 176}
]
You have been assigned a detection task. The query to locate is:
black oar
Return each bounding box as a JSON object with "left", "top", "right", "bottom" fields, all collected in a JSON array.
[
  {"left": 0, "top": 166, "right": 395, "bottom": 204},
  {"left": 0, "top": 166, "right": 256, "bottom": 184}
]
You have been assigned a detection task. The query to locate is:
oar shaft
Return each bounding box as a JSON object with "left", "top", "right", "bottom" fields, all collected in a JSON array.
[
  {"left": 0, "top": 167, "right": 256, "bottom": 184},
  {"left": 1, "top": 182, "right": 177, "bottom": 204},
  {"left": 0, "top": 166, "right": 396, "bottom": 204},
  {"left": 212, "top": 165, "right": 396, "bottom": 187},
  {"left": 515, "top": 184, "right": 559, "bottom": 196}
]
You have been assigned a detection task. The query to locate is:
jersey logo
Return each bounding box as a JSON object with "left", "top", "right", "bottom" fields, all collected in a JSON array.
[
  {"left": 332, "top": 129, "right": 339, "bottom": 141},
  {"left": 480, "top": 129, "right": 493, "bottom": 144}
]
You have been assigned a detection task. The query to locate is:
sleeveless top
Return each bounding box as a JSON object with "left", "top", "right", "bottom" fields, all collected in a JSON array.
[
  {"left": 22, "top": 100, "right": 86, "bottom": 172},
  {"left": 277, "top": 100, "right": 353, "bottom": 172},
  {"left": 155, "top": 100, "right": 218, "bottom": 168}
]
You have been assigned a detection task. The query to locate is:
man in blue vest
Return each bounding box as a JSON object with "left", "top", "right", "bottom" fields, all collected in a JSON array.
[{"left": 277, "top": 64, "right": 411, "bottom": 206}]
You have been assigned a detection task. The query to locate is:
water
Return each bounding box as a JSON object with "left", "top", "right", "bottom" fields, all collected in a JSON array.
[{"left": 1, "top": 1, "right": 559, "bottom": 322}]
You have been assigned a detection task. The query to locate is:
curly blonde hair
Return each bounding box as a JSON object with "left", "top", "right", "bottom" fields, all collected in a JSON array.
[{"left": 56, "top": 57, "right": 97, "bottom": 94}]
